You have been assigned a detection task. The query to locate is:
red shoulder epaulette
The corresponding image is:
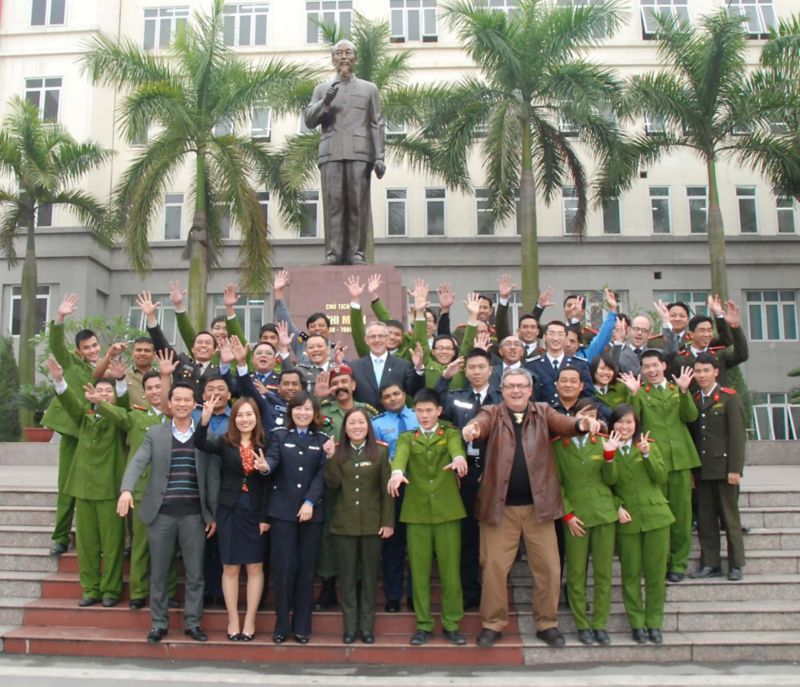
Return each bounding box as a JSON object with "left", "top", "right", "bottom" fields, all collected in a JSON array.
[
  {"left": 677, "top": 350, "right": 691, "bottom": 358},
  {"left": 376, "top": 439, "right": 389, "bottom": 447},
  {"left": 585, "top": 326, "right": 598, "bottom": 335},
  {"left": 708, "top": 346, "right": 725, "bottom": 354},
  {"left": 132, "top": 404, "right": 147, "bottom": 411},
  {"left": 720, "top": 387, "right": 737, "bottom": 395},
  {"left": 551, "top": 435, "right": 562, "bottom": 444},
  {"left": 693, "top": 391, "right": 701, "bottom": 400}
]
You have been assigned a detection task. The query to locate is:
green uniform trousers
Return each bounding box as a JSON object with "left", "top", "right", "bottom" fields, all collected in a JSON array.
[
  {"left": 52, "top": 435, "right": 78, "bottom": 546},
  {"left": 696, "top": 479, "right": 746, "bottom": 569},
  {"left": 406, "top": 520, "right": 463, "bottom": 632},
  {"left": 129, "top": 504, "right": 179, "bottom": 600},
  {"left": 565, "top": 521, "right": 616, "bottom": 630},
  {"left": 665, "top": 468, "right": 692, "bottom": 573},
  {"left": 316, "top": 486, "right": 339, "bottom": 581},
  {"left": 334, "top": 534, "right": 382, "bottom": 634},
  {"left": 75, "top": 498, "right": 124, "bottom": 601},
  {"left": 617, "top": 525, "right": 670, "bottom": 630}
]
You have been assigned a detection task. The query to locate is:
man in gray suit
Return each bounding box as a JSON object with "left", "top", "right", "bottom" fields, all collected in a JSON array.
[
  {"left": 305, "top": 39, "right": 385, "bottom": 265},
  {"left": 117, "top": 381, "right": 219, "bottom": 643}
]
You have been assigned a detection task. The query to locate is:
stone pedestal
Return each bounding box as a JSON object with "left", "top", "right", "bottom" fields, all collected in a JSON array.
[{"left": 280, "top": 264, "right": 406, "bottom": 356}]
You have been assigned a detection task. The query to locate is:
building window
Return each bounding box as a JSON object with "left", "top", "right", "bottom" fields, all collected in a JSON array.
[
  {"left": 386, "top": 120, "right": 407, "bottom": 140},
  {"left": 556, "top": 0, "right": 608, "bottom": 38},
  {"left": 752, "top": 392, "right": 799, "bottom": 441},
  {"left": 25, "top": 77, "right": 61, "bottom": 122},
  {"left": 777, "top": 196, "right": 796, "bottom": 234},
  {"left": 131, "top": 126, "right": 151, "bottom": 147},
  {"left": 686, "top": 186, "right": 707, "bottom": 234},
  {"left": 390, "top": 0, "right": 438, "bottom": 43},
  {"left": 251, "top": 105, "right": 271, "bottom": 142},
  {"left": 36, "top": 203, "right": 53, "bottom": 228},
  {"left": 473, "top": 0, "right": 519, "bottom": 17},
  {"left": 223, "top": 3, "right": 268, "bottom": 47},
  {"left": 641, "top": 0, "right": 689, "bottom": 38},
  {"left": 257, "top": 190, "right": 269, "bottom": 229},
  {"left": 558, "top": 113, "right": 579, "bottom": 137},
  {"left": 306, "top": 1, "right": 351, "bottom": 44},
  {"left": 9, "top": 285, "right": 50, "bottom": 337},
  {"left": 386, "top": 189, "right": 407, "bottom": 237},
  {"left": 644, "top": 112, "right": 666, "bottom": 135},
  {"left": 736, "top": 186, "right": 758, "bottom": 233},
  {"left": 300, "top": 190, "right": 319, "bottom": 237},
  {"left": 125, "top": 293, "right": 179, "bottom": 346},
  {"left": 649, "top": 186, "right": 671, "bottom": 234},
  {"left": 213, "top": 118, "right": 234, "bottom": 137},
  {"left": 653, "top": 290, "right": 709, "bottom": 317},
  {"left": 475, "top": 188, "right": 494, "bottom": 236},
  {"left": 746, "top": 290, "right": 798, "bottom": 341},
  {"left": 727, "top": 0, "right": 777, "bottom": 39},
  {"left": 143, "top": 7, "right": 189, "bottom": 51},
  {"left": 562, "top": 186, "right": 579, "bottom": 235},
  {"left": 425, "top": 188, "right": 445, "bottom": 236},
  {"left": 31, "top": 0, "right": 66, "bottom": 26},
  {"left": 164, "top": 193, "right": 183, "bottom": 240},
  {"left": 602, "top": 197, "right": 621, "bottom": 235}
]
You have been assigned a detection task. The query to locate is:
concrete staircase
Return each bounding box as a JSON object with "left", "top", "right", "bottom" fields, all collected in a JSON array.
[{"left": 0, "top": 443, "right": 798, "bottom": 665}]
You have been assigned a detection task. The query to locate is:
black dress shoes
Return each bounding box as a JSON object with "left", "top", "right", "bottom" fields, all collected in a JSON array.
[
  {"left": 129, "top": 597, "right": 146, "bottom": 609},
  {"left": 273, "top": 633, "right": 286, "bottom": 644},
  {"left": 50, "top": 542, "right": 68, "bottom": 556},
  {"left": 577, "top": 629, "right": 594, "bottom": 645},
  {"left": 727, "top": 567, "right": 743, "bottom": 581},
  {"left": 147, "top": 627, "right": 168, "bottom": 643},
  {"left": 593, "top": 629, "right": 611, "bottom": 646},
  {"left": 102, "top": 598, "right": 119, "bottom": 608},
  {"left": 409, "top": 629, "right": 433, "bottom": 646},
  {"left": 476, "top": 628, "right": 502, "bottom": 648},
  {"left": 648, "top": 628, "right": 663, "bottom": 644},
  {"left": 385, "top": 600, "right": 400, "bottom": 613},
  {"left": 631, "top": 628, "right": 648, "bottom": 644},
  {"left": 361, "top": 632, "right": 374, "bottom": 644},
  {"left": 536, "top": 627, "right": 565, "bottom": 647},
  {"left": 294, "top": 634, "right": 310, "bottom": 644},
  {"left": 690, "top": 565, "right": 722, "bottom": 579},
  {"left": 343, "top": 631, "right": 357, "bottom": 644},
  {"left": 184, "top": 626, "right": 207, "bottom": 642},
  {"left": 443, "top": 630, "right": 466, "bottom": 645},
  {"left": 666, "top": 571, "right": 685, "bottom": 583},
  {"left": 78, "top": 597, "right": 100, "bottom": 607}
]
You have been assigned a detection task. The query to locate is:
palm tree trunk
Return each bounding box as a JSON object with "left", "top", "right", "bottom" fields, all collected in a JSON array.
[
  {"left": 519, "top": 119, "right": 539, "bottom": 312},
  {"left": 18, "top": 218, "right": 37, "bottom": 428},
  {"left": 188, "top": 155, "right": 210, "bottom": 333},
  {"left": 705, "top": 156, "right": 728, "bottom": 300}
]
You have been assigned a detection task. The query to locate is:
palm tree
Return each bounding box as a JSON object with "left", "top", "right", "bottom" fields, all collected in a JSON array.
[
  {"left": 418, "top": 0, "right": 624, "bottom": 310},
  {"left": 278, "top": 12, "right": 467, "bottom": 263},
  {"left": 81, "top": 0, "right": 313, "bottom": 331},
  {"left": 606, "top": 10, "right": 800, "bottom": 300},
  {"left": 0, "top": 96, "right": 110, "bottom": 423}
]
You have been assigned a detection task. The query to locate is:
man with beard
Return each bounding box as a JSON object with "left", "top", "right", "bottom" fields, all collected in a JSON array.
[{"left": 305, "top": 39, "right": 385, "bottom": 265}]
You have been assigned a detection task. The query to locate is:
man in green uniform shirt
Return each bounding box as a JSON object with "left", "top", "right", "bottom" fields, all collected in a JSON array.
[
  {"left": 45, "top": 357, "right": 126, "bottom": 607},
  {"left": 689, "top": 353, "right": 747, "bottom": 581},
  {"left": 388, "top": 388, "right": 468, "bottom": 646},
  {"left": 621, "top": 349, "right": 699, "bottom": 582}
]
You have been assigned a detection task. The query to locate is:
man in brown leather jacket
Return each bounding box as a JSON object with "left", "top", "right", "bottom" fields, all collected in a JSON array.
[{"left": 463, "top": 368, "right": 601, "bottom": 648}]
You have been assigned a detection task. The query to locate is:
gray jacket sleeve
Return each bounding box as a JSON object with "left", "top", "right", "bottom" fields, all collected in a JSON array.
[{"left": 120, "top": 427, "right": 155, "bottom": 494}]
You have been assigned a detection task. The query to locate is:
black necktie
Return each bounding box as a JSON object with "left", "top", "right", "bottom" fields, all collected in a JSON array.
[
  {"left": 473, "top": 392, "right": 482, "bottom": 406},
  {"left": 552, "top": 359, "right": 559, "bottom": 371}
]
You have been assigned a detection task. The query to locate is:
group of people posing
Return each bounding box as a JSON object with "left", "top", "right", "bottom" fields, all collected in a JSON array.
[{"left": 42, "top": 268, "right": 749, "bottom": 649}]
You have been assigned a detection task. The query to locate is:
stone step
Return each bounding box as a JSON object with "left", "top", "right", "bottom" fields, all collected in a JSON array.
[
  {"left": 0, "top": 597, "right": 36, "bottom": 627},
  {"left": 0, "top": 547, "right": 58, "bottom": 573},
  {"left": 0, "top": 506, "right": 56, "bottom": 527},
  {"left": 742, "top": 490, "right": 800, "bottom": 508},
  {"left": 0, "top": 571, "right": 49, "bottom": 597},
  {"left": 740, "top": 506, "right": 800, "bottom": 529},
  {"left": 0, "top": 490, "right": 57, "bottom": 507},
  {"left": 0, "top": 443, "right": 59, "bottom": 466},
  {"left": 0, "top": 525, "right": 56, "bottom": 548}
]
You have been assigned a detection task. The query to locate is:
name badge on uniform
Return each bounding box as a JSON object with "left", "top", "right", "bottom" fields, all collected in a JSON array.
[
  {"left": 591, "top": 454, "right": 603, "bottom": 461},
  {"left": 285, "top": 443, "right": 296, "bottom": 448},
  {"left": 309, "top": 445, "right": 321, "bottom": 451},
  {"left": 454, "top": 400, "right": 473, "bottom": 409},
  {"left": 355, "top": 461, "right": 371, "bottom": 468}
]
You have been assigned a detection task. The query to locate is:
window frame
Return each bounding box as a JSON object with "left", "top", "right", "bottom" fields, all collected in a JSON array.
[
  {"left": 686, "top": 185, "right": 708, "bottom": 234},
  {"left": 250, "top": 104, "right": 272, "bottom": 142},
  {"left": 736, "top": 185, "right": 758, "bottom": 234},
  {"left": 562, "top": 186, "right": 580, "bottom": 236},
  {"left": 601, "top": 196, "right": 622, "bottom": 235},
  {"left": 30, "top": 0, "right": 66, "bottom": 27},
  {"left": 9, "top": 285, "right": 50, "bottom": 337},
  {"left": 222, "top": 3, "right": 269, "bottom": 48},
  {"left": 425, "top": 187, "right": 446, "bottom": 237},
  {"left": 24, "top": 76, "right": 62, "bottom": 123},
  {"left": 143, "top": 6, "right": 190, "bottom": 51},
  {"left": 640, "top": 0, "right": 690, "bottom": 39},
  {"left": 776, "top": 195, "right": 796, "bottom": 234},
  {"left": 163, "top": 192, "right": 184, "bottom": 240},
  {"left": 386, "top": 188, "right": 408, "bottom": 237},
  {"left": 649, "top": 185, "right": 672, "bottom": 235},
  {"left": 390, "top": 0, "right": 438, "bottom": 43},
  {"left": 299, "top": 190, "right": 320, "bottom": 238},
  {"left": 305, "top": 0, "right": 352, "bottom": 44},
  {"left": 751, "top": 392, "right": 799, "bottom": 441},
  {"left": 746, "top": 290, "right": 798, "bottom": 342},
  {"left": 727, "top": 0, "right": 777, "bottom": 40}
]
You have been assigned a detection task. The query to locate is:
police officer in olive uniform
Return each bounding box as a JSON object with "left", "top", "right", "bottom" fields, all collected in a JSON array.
[{"left": 689, "top": 353, "right": 746, "bottom": 581}]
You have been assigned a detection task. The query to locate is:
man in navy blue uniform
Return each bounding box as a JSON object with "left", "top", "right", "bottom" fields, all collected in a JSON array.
[{"left": 527, "top": 321, "right": 594, "bottom": 406}]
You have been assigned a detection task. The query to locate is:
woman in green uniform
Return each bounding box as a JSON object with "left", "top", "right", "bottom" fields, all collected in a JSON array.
[
  {"left": 608, "top": 404, "right": 675, "bottom": 645},
  {"left": 590, "top": 353, "right": 630, "bottom": 410},
  {"left": 554, "top": 398, "right": 618, "bottom": 646},
  {"left": 325, "top": 408, "right": 394, "bottom": 644}
]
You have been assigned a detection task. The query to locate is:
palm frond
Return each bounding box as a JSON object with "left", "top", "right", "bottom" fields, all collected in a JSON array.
[
  {"left": 49, "top": 189, "right": 112, "bottom": 244},
  {"left": 0, "top": 204, "right": 22, "bottom": 266},
  {"left": 81, "top": 33, "right": 178, "bottom": 90},
  {"left": 483, "top": 99, "right": 521, "bottom": 224}
]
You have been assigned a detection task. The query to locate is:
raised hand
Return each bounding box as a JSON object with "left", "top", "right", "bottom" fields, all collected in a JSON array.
[
  {"left": 229, "top": 335, "right": 248, "bottom": 366},
  {"left": 619, "top": 371, "right": 641, "bottom": 395},
  {"left": 437, "top": 283, "right": 455, "bottom": 312},
  {"left": 497, "top": 273, "right": 516, "bottom": 300},
  {"left": 253, "top": 379, "right": 268, "bottom": 396},
  {"left": 344, "top": 274, "right": 365, "bottom": 301},
  {"left": 333, "top": 341, "right": 346, "bottom": 366},
  {"left": 218, "top": 337, "right": 234, "bottom": 366},
  {"left": 273, "top": 269, "right": 290, "bottom": 297},
  {"left": 275, "top": 320, "right": 292, "bottom": 352},
  {"left": 537, "top": 286, "right": 555, "bottom": 309},
  {"left": 387, "top": 472, "right": 409, "bottom": 498},
  {"left": 636, "top": 430, "right": 651, "bottom": 456},
  {"left": 464, "top": 292, "right": 481, "bottom": 321},
  {"left": 367, "top": 273, "right": 383, "bottom": 299},
  {"left": 254, "top": 448, "right": 268, "bottom": 474},
  {"left": 83, "top": 383, "right": 101, "bottom": 405},
  {"left": 136, "top": 291, "right": 160, "bottom": 324},
  {"left": 443, "top": 455, "right": 468, "bottom": 478},
  {"left": 602, "top": 429, "right": 623, "bottom": 453},
  {"left": 107, "top": 341, "right": 128, "bottom": 358},
  {"left": 474, "top": 330, "right": 490, "bottom": 351},
  {"left": 314, "top": 372, "right": 331, "bottom": 399},
  {"left": 707, "top": 294, "right": 724, "bottom": 318},
  {"left": 410, "top": 342, "right": 425, "bottom": 371},
  {"left": 724, "top": 300, "right": 741, "bottom": 329},
  {"left": 107, "top": 356, "right": 127, "bottom": 381},
  {"left": 45, "top": 356, "right": 64, "bottom": 382},
  {"left": 605, "top": 287, "right": 618, "bottom": 313},
  {"left": 411, "top": 279, "right": 429, "bottom": 314},
  {"left": 201, "top": 394, "right": 219, "bottom": 425},
  {"left": 56, "top": 293, "right": 79, "bottom": 324},
  {"left": 168, "top": 280, "right": 186, "bottom": 309},
  {"left": 156, "top": 349, "right": 178, "bottom": 376},
  {"left": 223, "top": 283, "right": 240, "bottom": 311},
  {"left": 580, "top": 417, "right": 603, "bottom": 435},
  {"left": 672, "top": 366, "right": 694, "bottom": 393},
  {"left": 653, "top": 299, "right": 671, "bottom": 326},
  {"left": 462, "top": 423, "right": 481, "bottom": 442},
  {"left": 441, "top": 356, "right": 464, "bottom": 380},
  {"left": 322, "top": 437, "right": 336, "bottom": 457},
  {"left": 565, "top": 515, "right": 585, "bottom": 538}
]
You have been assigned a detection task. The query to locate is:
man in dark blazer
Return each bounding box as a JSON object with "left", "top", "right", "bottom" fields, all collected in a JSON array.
[
  {"left": 350, "top": 321, "right": 423, "bottom": 411},
  {"left": 527, "top": 321, "right": 594, "bottom": 406},
  {"left": 117, "top": 382, "right": 219, "bottom": 644},
  {"left": 304, "top": 39, "right": 385, "bottom": 265}
]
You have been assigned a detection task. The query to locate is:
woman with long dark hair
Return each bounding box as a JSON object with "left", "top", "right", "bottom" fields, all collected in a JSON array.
[
  {"left": 195, "top": 396, "right": 269, "bottom": 641},
  {"left": 325, "top": 407, "right": 394, "bottom": 644},
  {"left": 263, "top": 391, "right": 335, "bottom": 644},
  {"left": 590, "top": 353, "right": 630, "bottom": 410},
  {"left": 607, "top": 403, "right": 674, "bottom": 645}
]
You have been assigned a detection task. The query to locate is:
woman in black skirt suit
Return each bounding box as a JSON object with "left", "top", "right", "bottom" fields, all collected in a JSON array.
[
  {"left": 262, "top": 391, "right": 335, "bottom": 644},
  {"left": 195, "top": 395, "right": 269, "bottom": 641}
]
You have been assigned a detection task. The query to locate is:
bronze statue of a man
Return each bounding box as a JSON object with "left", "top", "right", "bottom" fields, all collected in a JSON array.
[{"left": 304, "top": 39, "right": 385, "bottom": 265}]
